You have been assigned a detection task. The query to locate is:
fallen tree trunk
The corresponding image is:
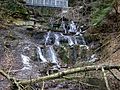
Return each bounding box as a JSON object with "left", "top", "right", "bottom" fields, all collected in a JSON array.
[
  {"left": 19, "top": 64, "right": 120, "bottom": 85},
  {"left": 1, "top": 64, "right": 120, "bottom": 88}
]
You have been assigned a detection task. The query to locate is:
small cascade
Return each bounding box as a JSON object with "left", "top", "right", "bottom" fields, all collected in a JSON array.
[
  {"left": 68, "top": 21, "right": 77, "bottom": 33},
  {"left": 66, "top": 36, "right": 74, "bottom": 46},
  {"left": 74, "top": 28, "right": 89, "bottom": 49},
  {"left": 54, "top": 33, "right": 60, "bottom": 46},
  {"left": 74, "top": 36, "right": 78, "bottom": 45},
  {"left": 46, "top": 46, "right": 58, "bottom": 64},
  {"left": 80, "top": 34, "right": 86, "bottom": 45},
  {"left": 37, "top": 47, "right": 48, "bottom": 63},
  {"left": 21, "top": 54, "right": 32, "bottom": 70},
  {"left": 46, "top": 46, "right": 60, "bottom": 69},
  {"left": 45, "top": 31, "right": 51, "bottom": 45}
]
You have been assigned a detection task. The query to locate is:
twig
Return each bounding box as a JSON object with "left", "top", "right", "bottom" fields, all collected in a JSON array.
[
  {"left": 7, "top": 66, "right": 13, "bottom": 76},
  {"left": 41, "top": 81, "right": 45, "bottom": 90},
  {"left": 79, "top": 81, "right": 99, "bottom": 88},
  {"left": 102, "top": 67, "right": 111, "bottom": 90},
  {"left": 0, "top": 69, "right": 20, "bottom": 90},
  {"left": 0, "top": 69, "right": 11, "bottom": 79}
]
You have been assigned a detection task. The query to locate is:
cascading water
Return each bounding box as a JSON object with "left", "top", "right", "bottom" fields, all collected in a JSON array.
[
  {"left": 37, "top": 47, "right": 48, "bottom": 63},
  {"left": 89, "top": 54, "right": 98, "bottom": 62},
  {"left": 74, "top": 36, "right": 78, "bottom": 45},
  {"left": 45, "top": 31, "right": 51, "bottom": 45},
  {"left": 21, "top": 54, "right": 32, "bottom": 70},
  {"left": 54, "top": 33, "right": 60, "bottom": 46},
  {"left": 68, "top": 21, "right": 77, "bottom": 33},
  {"left": 66, "top": 36, "right": 74, "bottom": 46},
  {"left": 46, "top": 46, "right": 60, "bottom": 69},
  {"left": 19, "top": 17, "right": 94, "bottom": 73},
  {"left": 80, "top": 34, "right": 86, "bottom": 45},
  {"left": 74, "top": 27, "right": 89, "bottom": 49},
  {"left": 42, "top": 19, "right": 90, "bottom": 66},
  {"left": 79, "top": 33, "right": 89, "bottom": 50},
  {"left": 46, "top": 46, "right": 58, "bottom": 64}
]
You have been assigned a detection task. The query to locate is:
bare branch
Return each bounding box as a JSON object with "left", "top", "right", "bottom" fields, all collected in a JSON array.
[
  {"left": 0, "top": 69, "right": 20, "bottom": 90},
  {"left": 41, "top": 81, "right": 45, "bottom": 90},
  {"left": 102, "top": 67, "right": 111, "bottom": 90}
]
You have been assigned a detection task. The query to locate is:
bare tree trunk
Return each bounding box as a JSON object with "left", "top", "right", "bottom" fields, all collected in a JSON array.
[
  {"left": 1, "top": 64, "right": 120, "bottom": 88},
  {"left": 19, "top": 64, "right": 120, "bottom": 85}
]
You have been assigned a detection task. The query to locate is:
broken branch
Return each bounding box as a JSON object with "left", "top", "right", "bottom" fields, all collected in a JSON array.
[
  {"left": 102, "top": 67, "right": 111, "bottom": 90},
  {"left": 19, "top": 64, "right": 120, "bottom": 85}
]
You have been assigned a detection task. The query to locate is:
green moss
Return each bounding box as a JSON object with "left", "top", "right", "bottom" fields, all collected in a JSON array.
[
  {"left": 91, "top": 0, "right": 114, "bottom": 26},
  {"left": 0, "top": 0, "right": 29, "bottom": 20}
]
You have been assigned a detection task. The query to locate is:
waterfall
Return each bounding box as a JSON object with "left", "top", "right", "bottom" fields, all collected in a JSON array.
[
  {"left": 54, "top": 33, "right": 60, "bottom": 46},
  {"left": 45, "top": 31, "right": 51, "bottom": 45},
  {"left": 21, "top": 54, "right": 32, "bottom": 70},
  {"left": 68, "top": 21, "right": 77, "bottom": 33},
  {"left": 66, "top": 36, "right": 74, "bottom": 46},
  {"left": 46, "top": 46, "right": 60, "bottom": 69},
  {"left": 74, "top": 28, "right": 89, "bottom": 49},
  {"left": 74, "top": 36, "right": 78, "bottom": 45},
  {"left": 80, "top": 34, "right": 86, "bottom": 45},
  {"left": 46, "top": 46, "right": 58, "bottom": 64},
  {"left": 37, "top": 47, "right": 48, "bottom": 63}
]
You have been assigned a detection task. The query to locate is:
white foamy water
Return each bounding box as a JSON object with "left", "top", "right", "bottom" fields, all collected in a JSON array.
[
  {"left": 47, "top": 46, "right": 58, "bottom": 64},
  {"left": 69, "top": 21, "right": 77, "bottom": 33},
  {"left": 45, "top": 31, "right": 51, "bottom": 45},
  {"left": 21, "top": 54, "right": 32, "bottom": 70},
  {"left": 74, "top": 36, "right": 78, "bottom": 45},
  {"left": 89, "top": 54, "right": 98, "bottom": 62},
  {"left": 46, "top": 46, "right": 60, "bottom": 69},
  {"left": 79, "top": 34, "right": 86, "bottom": 45},
  {"left": 66, "top": 36, "right": 74, "bottom": 46},
  {"left": 54, "top": 34, "right": 60, "bottom": 46},
  {"left": 37, "top": 47, "right": 48, "bottom": 63}
]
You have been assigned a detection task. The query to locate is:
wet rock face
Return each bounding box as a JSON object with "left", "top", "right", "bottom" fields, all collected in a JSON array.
[
  {"left": 32, "top": 32, "right": 45, "bottom": 44},
  {"left": 17, "top": 42, "right": 37, "bottom": 61},
  {"left": 0, "top": 18, "right": 95, "bottom": 88}
]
